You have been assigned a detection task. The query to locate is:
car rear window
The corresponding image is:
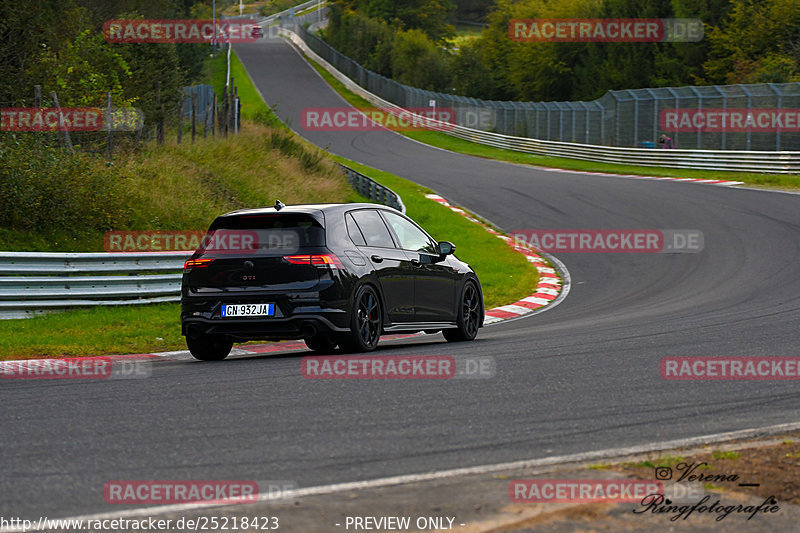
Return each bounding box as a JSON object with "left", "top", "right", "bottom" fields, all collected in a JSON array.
[{"left": 203, "top": 213, "right": 325, "bottom": 254}]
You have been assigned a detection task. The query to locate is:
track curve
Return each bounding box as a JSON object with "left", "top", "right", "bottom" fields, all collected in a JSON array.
[{"left": 1, "top": 37, "right": 798, "bottom": 520}]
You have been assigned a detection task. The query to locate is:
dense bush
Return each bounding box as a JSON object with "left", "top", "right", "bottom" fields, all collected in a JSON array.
[
  {"left": 0, "top": 135, "right": 127, "bottom": 233},
  {"left": 325, "top": 4, "right": 454, "bottom": 91}
]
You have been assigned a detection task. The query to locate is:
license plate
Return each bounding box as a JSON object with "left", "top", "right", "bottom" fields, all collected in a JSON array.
[{"left": 221, "top": 303, "right": 274, "bottom": 318}]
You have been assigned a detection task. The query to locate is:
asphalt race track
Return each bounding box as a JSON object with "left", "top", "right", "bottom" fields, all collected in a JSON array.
[{"left": 1, "top": 36, "right": 798, "bottom": 521}]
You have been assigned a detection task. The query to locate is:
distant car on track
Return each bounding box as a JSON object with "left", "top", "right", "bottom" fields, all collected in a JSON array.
[
  {"left": 181, "top": 202, "right": 484, "bottom": 360},
  {"left": 251, "top": 25, "right": 264, "bottom": 38}
]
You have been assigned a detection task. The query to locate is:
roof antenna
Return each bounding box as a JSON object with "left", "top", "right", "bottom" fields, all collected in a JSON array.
[{"left": 274, "top": 200, "right": 285, "bottom": 211}]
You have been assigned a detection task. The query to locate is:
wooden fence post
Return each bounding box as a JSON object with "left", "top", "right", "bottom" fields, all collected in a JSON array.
[
  {"left": 204, "top": 101, "right": 210, "bottom": 139},
  {"left": 49, "top": 92, "right": 74, "bottom": 154},
  {"left": 177, "top": 97, "right": 184, "bottom": 144},
  {"left": 191, "top": 91, "right": 197, "bottom": 143},
  {"left": 105, "top": 92, "right": 113, "bottom": 158},
  {"left": 156, "top": 81, "right": 164, "bottom": 145},
  {"left": 34, "top": 85, "right": 41, "bottom": 151},
  {"left": 221, "top": 86, "right": 228, "bottom": 137},
  {"left": 212, "top": 94, "right": 217, "bottom": 138}
]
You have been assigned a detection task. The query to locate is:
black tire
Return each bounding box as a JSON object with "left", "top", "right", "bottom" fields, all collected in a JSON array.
[
  {"left": 340, "top": 285, "right": 382, "bottom": 353},
  {"left": 304, "top": 334, "right": 339, "bottom": 353},
  {"left": 443, "top": 281, "right": 481, "bottom": 342},
  {"left": 186, "top": 334, "right": 233, "bottom": 361}
]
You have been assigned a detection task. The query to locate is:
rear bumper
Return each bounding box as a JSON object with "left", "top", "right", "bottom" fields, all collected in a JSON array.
[
  {"left": 182, "top": 314, "right": 349, "bottom": 342},
  {"left": 181, "top": 295, "right": 350, "bottom": 341}
]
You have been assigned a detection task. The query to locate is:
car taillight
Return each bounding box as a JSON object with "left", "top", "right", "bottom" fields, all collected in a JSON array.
[
  {"left": 283, "top": 254, "right": 342, "bottom": 268},
  {"left": 184, "top": 258, "right": 215, "bottom": 270}
]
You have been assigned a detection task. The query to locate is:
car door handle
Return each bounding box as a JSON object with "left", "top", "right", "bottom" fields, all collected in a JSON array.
[
  {"left": 410, "top": 258, "right": 421, "bottom": 267},
  {"left": 370, "top": 255, "right": 384, "bottom": 263}
]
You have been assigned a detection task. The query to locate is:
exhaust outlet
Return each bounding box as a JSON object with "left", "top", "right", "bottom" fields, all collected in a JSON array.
[
  {"left": 301, "top": 322, "right": 318, "bottom": 339},
  {"left": 186, "top": 324, "right": 203, "bottom": 340}
]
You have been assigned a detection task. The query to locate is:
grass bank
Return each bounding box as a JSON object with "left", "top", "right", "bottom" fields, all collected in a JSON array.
[{"left": 0, "top": 125, "right": 354, "bottom": 252}]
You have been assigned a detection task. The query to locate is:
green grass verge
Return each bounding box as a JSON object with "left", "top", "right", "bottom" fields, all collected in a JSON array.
[
  {"left": 305, "top": 54, "right": 800, "bottom": 190},
  {"left": 0, "top": 125, "right": 355, "bottom": 252},
  {"left": 0, "top": 304, "right": 182, "bottom": 359}
]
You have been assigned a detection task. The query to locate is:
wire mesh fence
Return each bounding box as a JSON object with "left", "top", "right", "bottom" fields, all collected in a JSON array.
[{"left": 288, "top": 21, "right": 800, "bottom": 151}]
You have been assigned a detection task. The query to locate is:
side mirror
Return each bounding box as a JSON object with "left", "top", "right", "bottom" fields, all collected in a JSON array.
[{"left": 438, "top": 241, "right": 456, "bottom": 257}]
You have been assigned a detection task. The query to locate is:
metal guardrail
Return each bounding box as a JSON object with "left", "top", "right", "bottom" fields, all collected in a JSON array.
[
  {"left": 282, "top": 25, "right": 800, "bottom": 173},
  {"left": 338, "top": 163, "right": 405, "bottom": 213},
  {"left": 0, "top": 252, "right": 190, "bottom": 319}
]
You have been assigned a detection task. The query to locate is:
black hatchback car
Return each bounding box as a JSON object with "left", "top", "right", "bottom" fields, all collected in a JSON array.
[{"left": 181, "top": 202, "right": 484, "bottom": 360}]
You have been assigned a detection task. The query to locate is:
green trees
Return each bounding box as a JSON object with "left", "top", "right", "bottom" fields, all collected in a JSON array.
[
  {"left": 326, "top": 6, "right": 396, "bottom": 76},
  {"left": 27, "top": 30, "right": 134, "bottom": 108},
  {"left": 392, "top": 29, "right": 452, "bottom": 90},
  {"left": 0, "top": 0, "right": 210, "bottom": 123},
  {"left": 703, "top": 0, "right": 800, "bottom": 84},
  {"left": 335, "top": 0, "right": 456, "bottom": 42},
  {"left": 325, "top": 2, "right": 453, "bottom": 90}
]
